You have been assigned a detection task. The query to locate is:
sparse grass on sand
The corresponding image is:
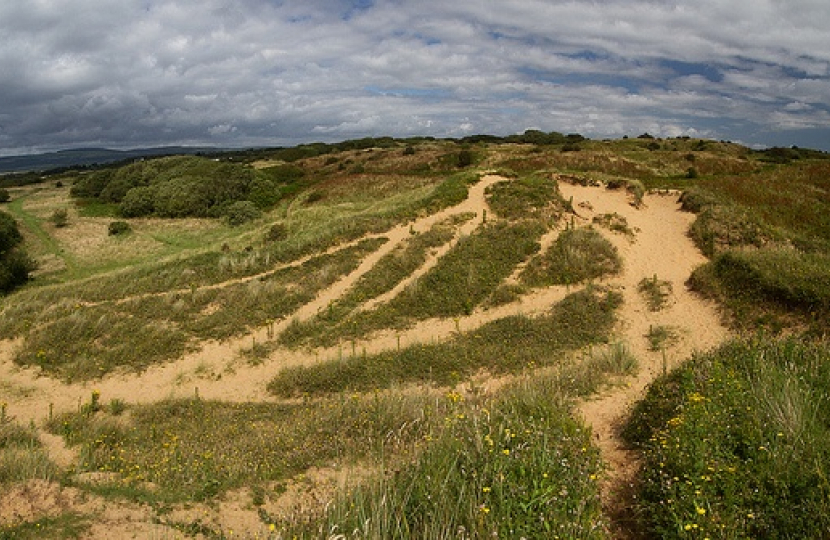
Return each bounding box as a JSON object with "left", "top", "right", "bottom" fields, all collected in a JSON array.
[
  {"left": 278, "top": 219, "right": 545, "bottom": 350},
  {"left": 638, "top": 275, "right": 673, "bottom": 312},
  {"left": 10, "top": 238, "right": 385, "bottom": 381},
  {"left": 269, "top": 287, "right": 622, "bottom": 397}
]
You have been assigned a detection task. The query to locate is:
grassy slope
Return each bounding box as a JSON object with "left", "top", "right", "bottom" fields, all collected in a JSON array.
[{"left": 2, "top": 137, "right": 829, "bottom": 538}]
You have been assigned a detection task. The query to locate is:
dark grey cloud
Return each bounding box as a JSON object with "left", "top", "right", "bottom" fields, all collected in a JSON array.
[{"left": 1, "top": 0, "right": 829, "bottom": 156}]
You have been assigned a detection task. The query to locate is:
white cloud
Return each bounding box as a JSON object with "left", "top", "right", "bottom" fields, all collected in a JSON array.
[{"left": 0, "top": 0, "right": 829, "bottom": 155}]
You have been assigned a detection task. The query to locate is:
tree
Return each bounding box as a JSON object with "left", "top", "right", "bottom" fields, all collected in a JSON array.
[{"left": 0, "top": 210, "right": 36, "bottom": 294}]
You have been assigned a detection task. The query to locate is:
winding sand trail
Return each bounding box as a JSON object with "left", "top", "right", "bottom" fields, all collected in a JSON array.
[
  {"left": 560, "top": 181, "right": 729, "bottom": 537},
  {"left": 0, "top": 173, "right": 729, "bottom": 537}
]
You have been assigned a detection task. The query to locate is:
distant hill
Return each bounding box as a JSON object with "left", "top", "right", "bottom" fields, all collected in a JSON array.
[{"left": 0, "top": 146, "right": 221, "bottom": 174}]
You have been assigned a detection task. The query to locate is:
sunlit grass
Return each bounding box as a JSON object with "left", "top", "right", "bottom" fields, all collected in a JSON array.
[
  {"left": 624, "top": 337, "right": 830, "bottom": 539},
  {"left": 1, "top": 415, "right": 58, "bottom": 484},
  {"left": 290, "top": 374, "right": 608, "bottom": 539},
  {"left": 12, "top": 238, "right": 386, "bottom": 380},
  {"left": 269, "top": 287, "right": 622, "bottom": 397},
  {"left": 520, "top": 226, "right": 621, "bottom": 287}
]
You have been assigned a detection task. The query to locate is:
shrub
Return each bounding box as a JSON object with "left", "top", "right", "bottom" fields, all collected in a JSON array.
[
  {"left": 457, "top": 149, "right": 474, "bottom": 168},
  {"left": 678, "top": 187, "right": 718, "bottom": 213},
  {"left": 50, "top": 208, "right": 69, "bottom": 228},
  {"left": 0, "top": 210, "right": 35, "bottom": 294},
  {"left": 119, "top": 186, "right": 156, "bottom": 217},
  {"left": 264, "top": 222, "right": 288, "bottom": 243},
  {"left": 107, "top": 221, "right": 131, "bottom": 236},
  {"left": 0, "top": 188, "right": 9, "bottom": 203},
  {"left": 0, "top": 248, "right": 36, "bottom": 294},
  {"left": 224, "top": 200, "right": 262, "bottom": 226}
]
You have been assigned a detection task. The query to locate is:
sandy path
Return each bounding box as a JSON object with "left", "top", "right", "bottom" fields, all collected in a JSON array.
[
  {"left": 560, "top": 181, "right": 729, "bottom": 537},
  {"left": 0, "top": 175, "right": 505, "bottom": 423},
  {"left": 0, "top": 174, "right": 730, "bottom": 538}
]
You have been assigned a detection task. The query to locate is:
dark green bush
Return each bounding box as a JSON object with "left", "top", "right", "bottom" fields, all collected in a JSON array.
[
  {"left": 75, "top": 155, "right": 265, "bottom": 219},
  {"left": 0, "top": 210, "right": 35, "bottom": 294},
  {"left": 224, "top": 201, "right": 261, "bottom": 226},
  {"left": 457, "top": 149, "right": 474, "bottom": 168},
  {"left": 264, "top": 223, "right": 288, "bottom": 242},
  {"left": 50, "top": 208, "right": 69, "bottom": 228},
  {"left": 0, "top": 188, "right": 9, "bottom": 203},
  {"left": 119, "top": 185, "right": 156, "bottom": 217},
  {"left": 678, "top": 187, "right": 717, "bottom": 213},
  {"left": 108, "top": 221, "right": 131, "bottom": 236}
]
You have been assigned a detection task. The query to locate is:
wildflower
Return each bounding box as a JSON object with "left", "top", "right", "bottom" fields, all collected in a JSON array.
[
  {"left": 688, "top": 392, "right": 706, "bottom": 403},
  {"left": 502, "top": 449, "right": 510, "bottom": 456},
  {"left": 696, "top": 506, "right": 706, "bottom": 515},
  {"left": 482, "top": 486, "right": 491, "bottom": 493},
  {"left": 479, "top": 505, "right": 490, "bottom": 514}
]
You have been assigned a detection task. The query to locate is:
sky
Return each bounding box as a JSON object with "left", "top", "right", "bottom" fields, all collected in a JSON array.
[{"left": 1, "top": 0, "right": 829, "bottom": 156}]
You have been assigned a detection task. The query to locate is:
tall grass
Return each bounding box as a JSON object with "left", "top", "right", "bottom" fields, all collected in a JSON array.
[
  {"left": 277, "top": 217, "right": 466, "bottom": 349},
  {"left": 279, "top": 220, "right": 545, "bottom": 350},
  {"left": 624, "top": 337, "right": 830, "bottom": 539},
  {"left": 1, "top": 417, "right": 58, "bottom": 484},
  {"left": 47, "top": 391, "right": 442, "bottom": 503},
  {"left": 292, "top": 375, "right": 607, "bottom": 539},
  {"left": 485, "top": 172, "right": 566, "bottom": 222}
]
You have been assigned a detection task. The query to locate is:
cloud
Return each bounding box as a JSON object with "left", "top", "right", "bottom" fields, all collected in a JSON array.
[{"left": 1, "top": 0, "right": 829, "bottom": 155}]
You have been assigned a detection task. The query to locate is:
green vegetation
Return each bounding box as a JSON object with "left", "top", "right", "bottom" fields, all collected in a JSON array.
[
  {"left": 645, "top": 325, "right": 680, "bottom": 352},
  {"left": 638, "top": 275, "right": 673, "bottom": 311},
  {"left": 1, "top": 413, "right": 57, "bottom": 484},
  {"left": 3, "top": 135, "right": 830, "bottom": 537},
  {"left": 275, "top": 216, "right": 466, "bottom": 349},
  {"left": 691, "top": 248, "right": 830, "bottom": 334},
  {"left": 269, "top": 287, "right": 622, "bottom": 397},
  {"left": 624, "top": 338, "right": 830, "bottom": 539},
  {"left": 289, "top": 375, "right": 607, "bottom": 538},
  {"left": 0, "top": 513, "right": 90, "bottom": 540},
  {"left": 485, "top": 172, "right": 566, "bottom": 222},
  {"left": 0, "top": 209, "right": 36, "bottom": 294},
  {"left": 520, "top": 227, "right": 621, "bottom": 286},
  {"left": 47, "top": 391, "right": 437, "bottom": 503},
  {"left": 12, "top": 238, "right": 385, "bottom": 381},
  {"left": 107, "top": 220, "right": 131, "bottom": 236}
]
